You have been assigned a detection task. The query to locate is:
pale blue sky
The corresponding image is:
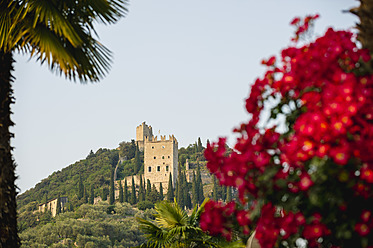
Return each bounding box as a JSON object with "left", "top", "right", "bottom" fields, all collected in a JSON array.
[{"left": 13, "top": 0, "right": 358, "bottom": 192}]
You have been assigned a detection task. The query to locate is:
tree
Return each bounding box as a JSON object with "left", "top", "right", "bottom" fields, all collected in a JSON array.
[
  {"left": 166, "top": 173, "right": 174, "bottom": 201},
  {"left": 212, "top": 177, "right": 218, "bottom": 201},
  {"left": 145, "top": 179, "right": 152, "bottom": 202},
  {"left": 119, "top": 181, "right": 124, "bottom": 203},
  {"left": 192, "top": 171, "right": 198, "bottom": 206},
  {"left": 176, "top": 170, "right": 184, "bottom": 209},
  {"left": 83, "top": 186, "right": 88, "bottom": 204},
  {"left": 44, "top": 194, "right": 48, "bottom": 211},
  {"left": 78, "top": 175, "right": 84, "bottom": 200},
  {"left": 159, "top": 183, "right": 164, "bottom": 200},
  {"left": 109, "top": 168, "right": 115, "bottom": 205},
  {"left": 124, "top": 179, "right": 128, "bottom": 203},
  {"left": 197, "top": 137, "right": 203, "bottom": 152},
  {"left": 56, "top": 195, "right": 61, "bottom": 215},
  {"left": 351, "top": 0, "right": 373, "bottom": 60},
  {"left": 130, "top": 176, "right": 137, "bottom": 205},
  {"left": 139, "top": 175, "right": 145, "bottom": 202},
  {"left": 0, "top": 0, "right": 127, "bottom": 245},
  {"left": 196, "top": 165, "right": 204, "bottom": 205},
  {"left": 146, "top": 184, "right": 160, "bottom": 204},
  {"left": 90, "top": 185, "right": 95, "bottom": 205},
  {"left": 102, "top": 187, "right": 108, "bottom": 201},
  {"left": 134, "top": 145, "right": 141, "bottom": 174}
]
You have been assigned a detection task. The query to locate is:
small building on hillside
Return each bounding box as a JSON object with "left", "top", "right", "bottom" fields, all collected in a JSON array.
[{"left": 38, "top": 197, "right": 68, "bottom": 217}]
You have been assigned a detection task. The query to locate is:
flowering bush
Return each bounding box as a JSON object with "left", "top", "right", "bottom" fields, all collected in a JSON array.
[{"left": 200, "top": 15, "right": 373, "bottom": 248}]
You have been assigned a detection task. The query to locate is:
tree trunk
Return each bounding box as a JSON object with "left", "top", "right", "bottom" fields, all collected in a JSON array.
[
  {"left": 0, "top": 51, "right": 19, "bottom": 247},
  {"left": 351, "top": 0, "right": 373, "bottom": 53}
]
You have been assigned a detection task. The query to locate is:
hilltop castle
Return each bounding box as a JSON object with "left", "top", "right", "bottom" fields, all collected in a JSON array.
[{"left": 136, "top": 122, "right": 178, "bottom": 193}]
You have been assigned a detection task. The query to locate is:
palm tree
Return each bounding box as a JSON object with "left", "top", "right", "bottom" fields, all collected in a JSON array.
[
  {"left": 0, "top": 1, "right": 126, "bottom": 246},
  {"left": 137, "top": 199, "right": 244, "bottom": 248}
]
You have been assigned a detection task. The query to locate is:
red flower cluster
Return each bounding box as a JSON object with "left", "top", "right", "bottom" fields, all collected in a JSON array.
[
  {"left": 202, "top": 15, "right": 373, "bottom": 247},
  {"left": 355, "top": 210, "right": 372, "bottom": 237},
  {"left": 199, "top": 200, "right": 236, "bottom": 241}
]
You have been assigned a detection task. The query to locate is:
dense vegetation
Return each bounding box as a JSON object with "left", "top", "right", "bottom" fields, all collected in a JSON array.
[{"left": 19, "top": 202, "right": 151, "bottom": 247}]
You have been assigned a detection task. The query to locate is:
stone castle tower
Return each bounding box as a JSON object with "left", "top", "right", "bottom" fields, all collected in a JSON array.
[
  {"left": 137, "top": 122, "right": 178, "bottom": 193},
  {"left": 136, "top": 122, "right": 153, "bottom": 151}
]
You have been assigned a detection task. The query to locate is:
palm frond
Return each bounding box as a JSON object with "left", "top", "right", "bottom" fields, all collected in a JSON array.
[
  {"left": 154, "top": 200, "right": 188, "bottom": 229},
  {"left": 137, "top": 217, "right": 170, "bottom": 248}
]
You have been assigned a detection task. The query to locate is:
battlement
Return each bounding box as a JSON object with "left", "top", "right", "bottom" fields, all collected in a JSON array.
[{"left": 144, "top": 135, "right": 177, "bottom": 144}]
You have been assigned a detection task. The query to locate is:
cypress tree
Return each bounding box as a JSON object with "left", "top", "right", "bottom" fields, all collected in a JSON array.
[
  {"left": 183, "top": 172, "right": 192, "bottom": 209},
  {"left": 90, "top": 184, "right": 94, "bottom": 204},
  {"left": 177, "top": 170, "right": 184, "bottom": 209},
  {"left": 130, "top": 176, "right": 137, "bottom": 204},
  {"left": 102, "top": 187, "right": 108, "bottom": 201},
  {"left": 109, "top": 168, "right": 115, "bottom": 205},
  {"left": 197, "top": 137, "right": 203, "bottom": 152},
  {"left": 196, "top": 165, "right": 204, "bottom": 204},
  {"left": 192, "top": 171, "right": 198, "bottom": 206},
  {"left": 221, "top": 186, "right": 227, "bottom": 202},
  {"left": 84, "top": 186, "right": 88, "bottom": 203},
  {"left": 119, "top": 181, "right": 124, "bottom": 203},
  {"left": 159, "top": 182, "right": 164, "bottom": 200},
  {"left": 134, "top": 145, "right": 141, "bottom": 174},
  {"left": 146, "top": 179, "right": 152, "bottom": 201},
  {"left": 44, "top": 193, "right": 48, "bottom": 211},
  {"left": 56, "top": 194, "right": 61, "bottom": 215},
  {"left": 139, "top": 175, "right": 145, "bottom": 202},
  {"left": 151, "top": 184, "right": 160, "bottom": 203},
  {"left": 124, "top": 179, "right": 128, "bottom": 203},
  {"left": 166, "top": 173, "right": 174, "bottom": 201},
  {"left": 194, "top": 142, "right": 198, "bottom": 154},
  {"left": 212, "top": 177, "right": 218, "bottom": 201},
  {"left": 78, "top": 175, "right": 84, "bottom": 200}
]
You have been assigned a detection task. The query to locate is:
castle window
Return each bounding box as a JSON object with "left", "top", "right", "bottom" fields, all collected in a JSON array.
[
  {"left": 166, "top": 166, "right": 169, "bottom": 172},
  {"left": 163, "top": 162, "right": 165, "bottom": 165},
  {"left": 152, "top": 146, "right": 154, "bottom": 149},
  {"left": 162, "top": 156, "right": 165, "bottom": 159},
  {"left": 154, "top": 156, "right": 156, "bottom": 159},
  {"left": 162, "top": 146, "right": 165, "bottom": 148},
  {"left": 168, "top": 156, "right": 170, "bottom": 158},
  {"left": 157, "top": 166, "right": 160, "bottom": 172},
  {"left": 148, "top": 167, "right": 152, "bottom": 172}
]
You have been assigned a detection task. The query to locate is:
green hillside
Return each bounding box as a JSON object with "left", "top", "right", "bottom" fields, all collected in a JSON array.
[{"left": 19, "top": 201, "right": 151, "bottom": 247}]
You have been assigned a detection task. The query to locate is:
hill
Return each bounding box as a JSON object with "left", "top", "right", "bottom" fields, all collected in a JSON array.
[{"left": 19, "top": 201, "right": 150, "bottom": 247}]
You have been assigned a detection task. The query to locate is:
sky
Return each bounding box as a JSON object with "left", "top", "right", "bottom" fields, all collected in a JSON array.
[{"left": 13, "top": 0, "right": 358, "bottom": 193}]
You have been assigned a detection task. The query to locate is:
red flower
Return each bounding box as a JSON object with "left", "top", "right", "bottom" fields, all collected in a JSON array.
[
  {"left": 361, "top": 210, "right": 372, "bottom": 223},
  {"left": 355, "top": 223, "right": 370, "bottom": 236},
  {"left": 299, "top": 172, "right": 314, "bottom": 191}
]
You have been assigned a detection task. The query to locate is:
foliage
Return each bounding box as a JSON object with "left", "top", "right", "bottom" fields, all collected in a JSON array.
[
  {"left": 138, "top": 201, "right": 155, "bottom": 211},
  {"left": 17, "top": 148, "right": 119, "bottom": 210},
  {"left": 201, "top": 15, "right": 373, "bottom": 248},
  {"left": 19, "top": 202, "right": 146, "bottom": 247},
  {"left": 137, "top": 199, "right": 244, "bottom": 248},
  {"left": 166, "top": 173, "right": 174, "bottom": 202}
]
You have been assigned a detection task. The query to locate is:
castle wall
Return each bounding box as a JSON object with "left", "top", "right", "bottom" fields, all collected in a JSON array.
[
  {"left": 144, "top": 135, "right": 178, "bottom": 193},
  {"left": 136, "top": 122, "right": 153, "bottom": 151},
  {"left": 38, "top": 197, "right": 68, "bottom": 217}
]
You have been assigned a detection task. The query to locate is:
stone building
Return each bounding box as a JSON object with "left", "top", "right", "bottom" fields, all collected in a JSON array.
[
  {"left": 38, "top": 197, "right": 68, "bottom": 217},
  {"left": 143, "top": 134, "right": 178, "bottom": 193},
  {"left": 136, "top": 122, "right": 153, "bottom": 151}
]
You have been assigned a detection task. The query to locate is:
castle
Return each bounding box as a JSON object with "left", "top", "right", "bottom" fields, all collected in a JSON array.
[{"left": 136, "top": 122, "right": 178, "bottom": 193}]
